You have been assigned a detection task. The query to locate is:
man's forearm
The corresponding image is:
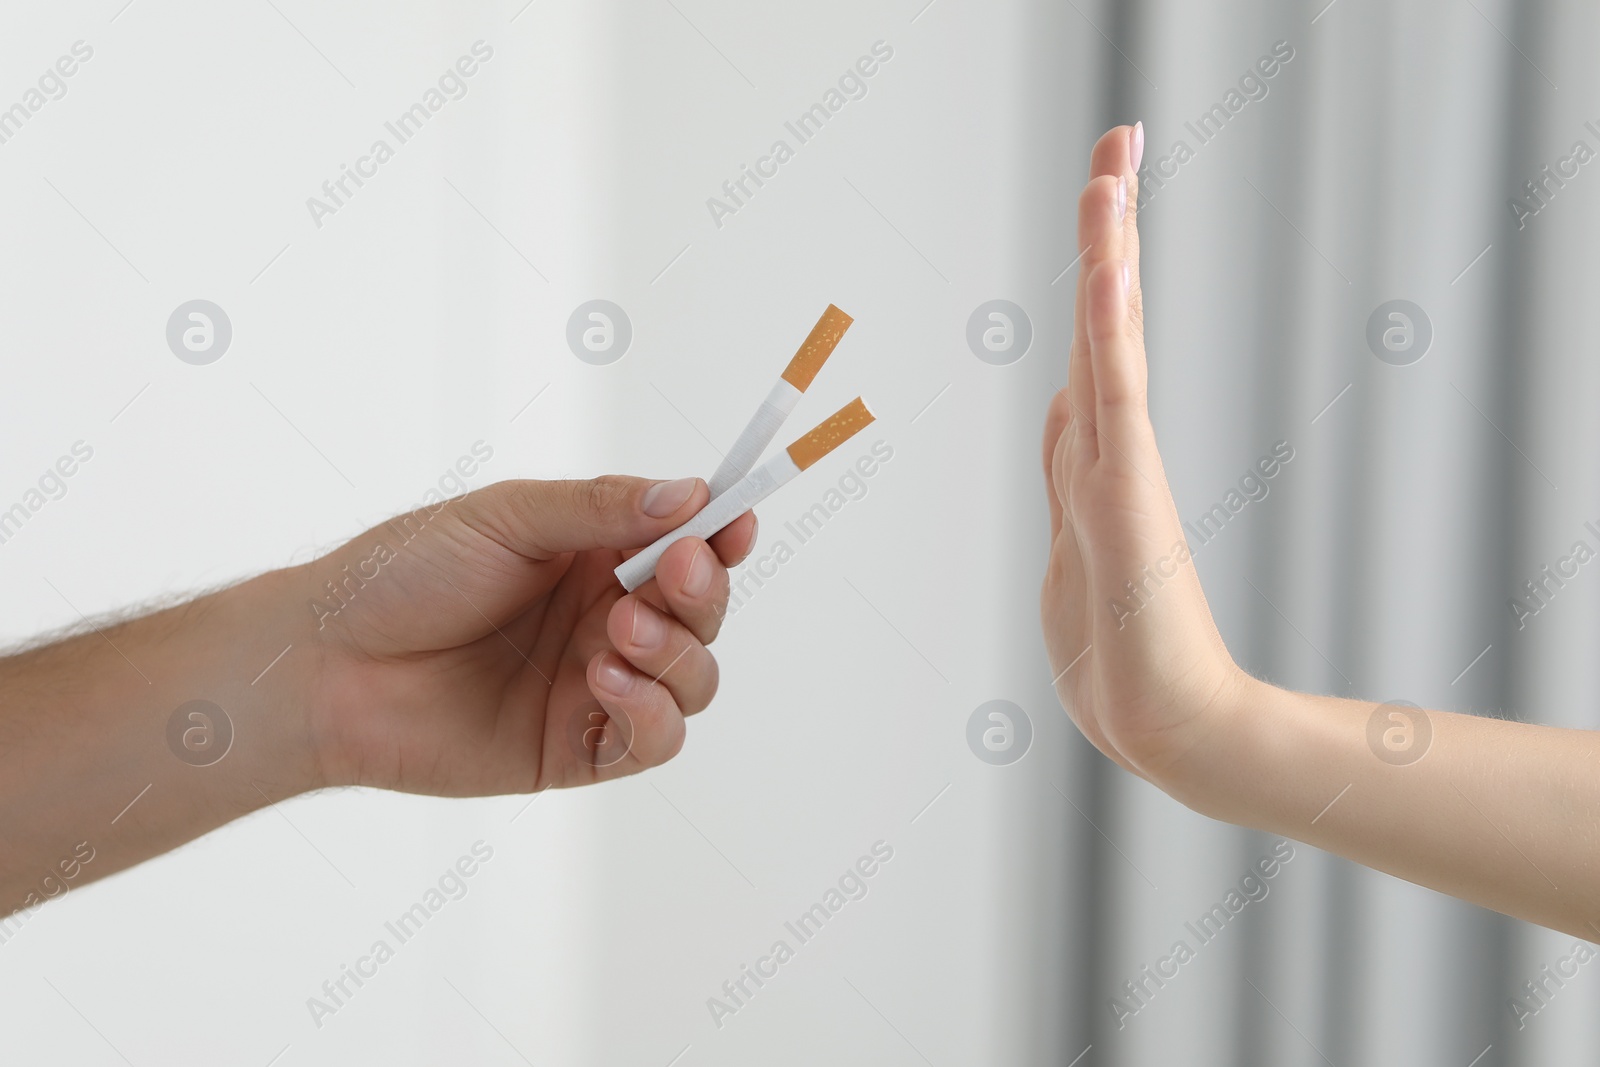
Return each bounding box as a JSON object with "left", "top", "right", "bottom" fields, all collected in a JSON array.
[
  {"left": 1177, "top": 677, "right": 1600, "bottom": 938},
  {"left": 0, "top": 566, "right": 325, "bottom": 916}
]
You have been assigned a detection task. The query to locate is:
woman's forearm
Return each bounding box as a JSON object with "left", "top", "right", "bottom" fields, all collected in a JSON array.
[{"left": 1177, "top": 676, "right": 1600, "bottom": 938}]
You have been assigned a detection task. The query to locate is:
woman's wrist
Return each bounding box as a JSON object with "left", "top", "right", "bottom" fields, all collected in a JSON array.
[
  {"left": 1152, "top": 668, "right": 1306, "bottom": 831},
  {"left": 1158, "top": 672, "right": 1368, "bottom": 842}
]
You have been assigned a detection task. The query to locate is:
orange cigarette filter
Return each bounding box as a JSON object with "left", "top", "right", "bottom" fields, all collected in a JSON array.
[
  {"left": 781, "top": 304, "right": 854, "bottom": 391},
  {"left": 786, "top": 397, "right": 875, "bottom": 470},
  {"left": 708, "top": 303, "right": 855, "bottom": 498}
]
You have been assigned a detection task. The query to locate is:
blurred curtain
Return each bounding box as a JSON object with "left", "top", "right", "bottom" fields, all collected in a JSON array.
[{"left": 1018, "top": 1, "right": 1600, "bottom": 1064}]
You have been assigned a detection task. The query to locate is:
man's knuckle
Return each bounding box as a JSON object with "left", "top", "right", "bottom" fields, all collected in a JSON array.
[{"left": 582, "top": 476, "right": 628, "bottom": 518}]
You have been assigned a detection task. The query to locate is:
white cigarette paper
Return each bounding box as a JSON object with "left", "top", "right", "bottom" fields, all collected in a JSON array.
[
  {"left": 615, "top": 454, "right": 800, "bottom": 593},
  {"left": 706, "top": 304, "right": 852, "bottom": 497},
  {"left": 707, "top": 380, "right": 799, "bottom": 497},
  {"left": 615, "top": 395, "right": 876, "bottom": 592}
]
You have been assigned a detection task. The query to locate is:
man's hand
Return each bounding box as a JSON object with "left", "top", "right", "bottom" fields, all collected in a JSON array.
[
  {"left": 0, "top": 474, "right": 752, "bottom": 914},
  {"left": 303, "top": 475, "right": 755, "bottom": 795}
]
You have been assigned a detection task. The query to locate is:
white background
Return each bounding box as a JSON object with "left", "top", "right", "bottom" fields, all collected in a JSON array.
[{"left": 0, "top": 1, "right": 1079, "bottom": 1063}]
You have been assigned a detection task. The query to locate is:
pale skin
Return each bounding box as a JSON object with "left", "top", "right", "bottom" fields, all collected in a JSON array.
[
  {"left": 1043, "top": 123, "right": 1600, "bottom": 940},
  {"left": 0, "top": 475, "right": 755, "bottom": 917}
]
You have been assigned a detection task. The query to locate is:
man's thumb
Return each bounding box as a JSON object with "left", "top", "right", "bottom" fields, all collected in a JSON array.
[{"left": 453, "top": 476, "right": 706, "bottom": 560}]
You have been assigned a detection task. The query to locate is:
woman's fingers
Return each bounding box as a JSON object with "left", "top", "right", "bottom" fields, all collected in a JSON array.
[
  {"left": 1042, "top": 389, "right": 1072, "bottom": 539},
  {"left": 1052, "top": 123, "right": 1143, "bottom": 538},
  {"left": 1069, "top": 127, "right": 1137, "bottom": 432},
  {"left": 1071, "top": 124, "right": 1150, "bottom": 464},
  {"left": 1084, "top": 258, "right": 1156, "bottom": 470},
  {"left": 1088, "top": 121, "right": 1143, "bottom": 288},
  {"left": 1122, "top": 123, "right": 1144, "bottom": 343},
  {"left": 1070, "top": 175, "right": 1124, "bottom": 448},
  {"left": 606, "top": 596, "right": 719, "bottom": 716}
]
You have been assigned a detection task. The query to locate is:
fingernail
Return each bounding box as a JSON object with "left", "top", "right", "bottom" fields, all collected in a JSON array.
[
  {"left": 1121, "top": 260, "right": 1131, "bottom": 297},
  {"left": 642, "top": 477, "right": 696, "bottom": 517},
  {"left": 683, "top": 543, "right": 713, "bottom": 597},
  {"left": 1130, "top": 121, "right": 1145, "bottom": 173},
  {"left": 744, "top": 515, "right": 760, "bottom": 557},
  {"left": 629, "top": 600, "right": 666, "bottom": 649},
  {"left": 1117, "top": 176, "right": 1127, "bottom": 220},
  {"left": 595, "top": 653, "right": 634, "bottom": 697}
]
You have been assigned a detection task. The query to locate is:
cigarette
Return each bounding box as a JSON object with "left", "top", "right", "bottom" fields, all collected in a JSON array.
[
  {"left": 615, "top": 397, "right": 876, "bottom": 593},
  {"left": 706, "top": 304, "right": 853, "bottom": 498}
]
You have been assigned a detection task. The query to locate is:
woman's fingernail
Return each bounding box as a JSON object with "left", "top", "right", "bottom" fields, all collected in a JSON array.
[
  {"left": 595, "top": 653, "right": 634, "bottom": 697},
  {"left": 1121, "top": 260, "right": 1131, "bottom": 297},
  {"left": 1130, "top": 121, "right": 1144, "bottom": 173},
  {"left": 683, "top": 543, "right": 713, "bottom": 597},
  {"left": 642, "top": 477, "right": 697, "bottom": 517},
  {"left": 744, "top": 515, "right": 760, "bottom": 557},
  {"left": 1117, "top": 176, "right": 1127, "bottom": 220},
  {"left": 629, "top": 600, "right": 666, "bottom": 648}
]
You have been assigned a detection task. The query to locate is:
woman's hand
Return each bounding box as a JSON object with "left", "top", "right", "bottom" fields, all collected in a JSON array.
[
  {"left": 1040, "top": 126, "right": 1600, "bottom": 939},
  {"left": 1040, "top": 124, "right": 1252, "bottom": 797}
]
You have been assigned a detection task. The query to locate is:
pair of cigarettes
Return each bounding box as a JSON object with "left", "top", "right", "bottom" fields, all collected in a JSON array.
[{"left": 614, "top": 305, "right": 874, "bottom": 593}]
